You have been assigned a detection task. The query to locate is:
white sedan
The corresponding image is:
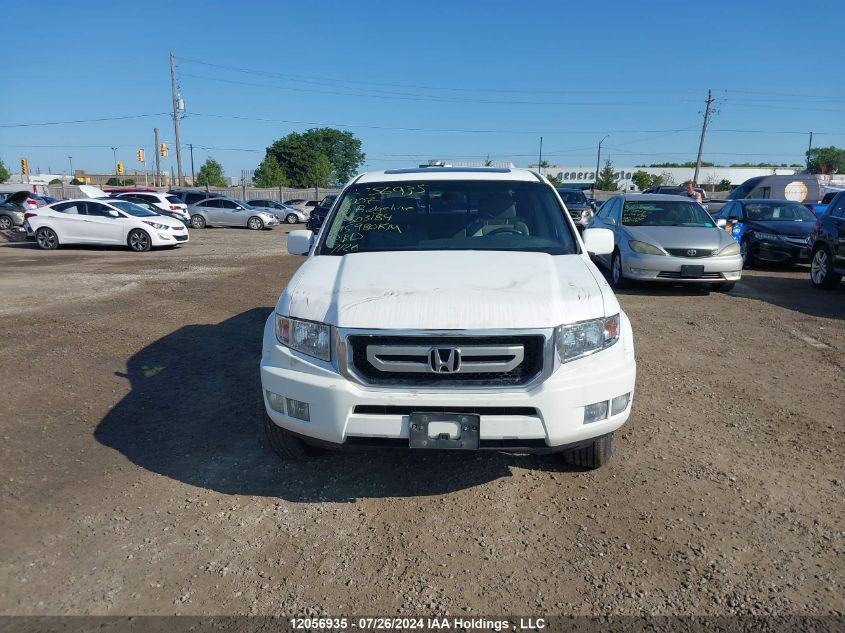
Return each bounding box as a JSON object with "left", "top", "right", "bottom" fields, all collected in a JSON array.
[{"left": 26, "top": 198, "right": 189, "bottom": 251}]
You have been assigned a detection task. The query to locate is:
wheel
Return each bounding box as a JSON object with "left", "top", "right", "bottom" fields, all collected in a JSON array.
[
  {"left": 810, "top": 246, "right": 842, "bottom": 289},
  {"left": 35, "top": 227, "right": 58, "bottom": 250},
  {"left": 563, "top": 433, "right": 613, "bottom": 469},
  {"left": 248, "top": 216, "right": 264, "bottom": 231},
  {"left": 610, "top": 250, "right": 631, "bottom": 289},
  {"left": 740, "top": 238, "right": 753, "bottom": 268},
  {"left": 285, "top": 213, "right": 299, "bottom": 225},
  {"left": 0, "top": 215, "right": 12, "bottom": 230},
  {"left": 127, "top": 229, "right": 151, "bottom": 252},
  {"left": 190, "top": 214, "right": 206, "bottom": 229},
  {"left": 711, "top": 281, "right": 735, "bottom": 292},
  {"left": 262, "top": 410, "right": 325, "bottom": 461}
]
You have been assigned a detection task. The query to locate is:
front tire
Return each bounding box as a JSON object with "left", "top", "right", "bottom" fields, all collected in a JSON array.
[
  {"left": 248, "top": 216, "right": 264, "bottom": 230},
  {"left": 285, "top": 213, "right": 299, "bottom": 225},
  {"left": 35, "top": 227, "right": 58, "bottom": 250},
  {"left": 740, "top": 238, "right": 753, "bottom": 268},
  {"left": 610, "top": 250, "right": 631, "bottom": 289},
  {"left": 190, "top": 214, "right": 206, "bottom": 229},
  {"left": 563, "top": 433, "right": 613, "bottom": 469},
  {"left": 127, "top": 229, "right": 151, "bottom": 252},
  {"left": 0, "top": 215, "right": 12, "bottom": 230},
  {"left": 810, "top": 246, "right": 842, "bottom": 288},
  {"left": 263, "top": 410, "right": 325, "bottom": 461}
]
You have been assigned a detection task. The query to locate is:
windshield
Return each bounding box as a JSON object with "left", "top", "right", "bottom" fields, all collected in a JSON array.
[
  {"left": 235, "top": 200, "right": 255, "bottom": 209},
  {"left": 622, "top": 200, "right": 715, "bottom": 227},
  {"left": 109, "top": 200, "right": 158, "bottom": 217},
  {"left": 744, "top": 202, "right": 817, "bottom": 222},
  {"left": 317, "top": 180, "right": 578, "bottom": 256},
  {"left": 726, "top": 184, "right": 755, "bottom": 200},
  {"left": 165, "top": 195, "right": 182, "bottom": 204},
  {"left": 557, "top": 190, "right": 588, "bottom": 205}
]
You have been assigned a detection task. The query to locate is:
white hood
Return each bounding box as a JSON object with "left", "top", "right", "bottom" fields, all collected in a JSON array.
[{"left": 279, "top": 251, "right": 614, "bottom": 330}]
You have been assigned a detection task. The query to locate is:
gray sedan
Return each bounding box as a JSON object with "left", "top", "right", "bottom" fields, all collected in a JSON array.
[
  {"left": 587, "top": 194, "right": 743, "bottom": 291},
  {"left": 188, "top": 197, "right": 279, "bottom": 230},
  {"left": 246, "top": 199, "right": 307, "bottom": 224}
]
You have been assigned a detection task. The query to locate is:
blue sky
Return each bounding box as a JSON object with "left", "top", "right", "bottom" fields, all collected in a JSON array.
[{"left": 2, "top": 0, "right": 843, "bottom": 178}]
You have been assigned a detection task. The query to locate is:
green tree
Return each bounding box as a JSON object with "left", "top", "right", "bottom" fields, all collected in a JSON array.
[
  {"left": 306, "top": 154, "right": 333, "bottom": 189},
  {"left": 253, "top": 154, "right": 288, "bottom": 188},
  {"left": 632, "top": 171, "right": 666, "bottom": 191},
  {"left": 595, "top": 159, "right": 619, "bottom": 191},
  {"left": 545, "top": 172, "right": 563, "bottom": 187},
  {"left": 265, "top": 128, "right": 364, "bottom": 185},
  {"left": 806, "top": 146, "right": 845, "bottom": 174},
  {"left": 195, "top": 158, "right": 226, "bottom": 187},
  {"left": 717, "top": 178, "right": 732, "bottom": 191},
  {"left": 106, "top": 177, "right": 136, "bottom": 185},
  {"left": 0, "top": 159, "right": 10, "bottom": 183}
]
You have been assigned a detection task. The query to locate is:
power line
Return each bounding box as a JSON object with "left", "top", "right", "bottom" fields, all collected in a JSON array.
[{"left": 0, "top": 113, "right": 169, "bottom": 128}]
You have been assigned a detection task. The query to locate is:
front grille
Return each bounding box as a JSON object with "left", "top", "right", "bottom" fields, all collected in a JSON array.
[
  {"left": 347, "top": 334, "right": 545, "bottom": 387},
  {"left": 780, "top": 236, "right": 809, "bottom": 247},
  {"left": 656, "top": 271, "right": 723, "bottom": 279},
  {"left": 665, "top": 248, "right": 718, "bottom": 258},
  {"left": 173, "top": 235, "right": 188, "bottom": 241},
  {"left": 353, "top": 405, "right": 538, "bottom": 416}
]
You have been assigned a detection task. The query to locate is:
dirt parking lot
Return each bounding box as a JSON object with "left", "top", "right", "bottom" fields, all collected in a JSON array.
[{"left": 0, "top": 228, "right": 843, "bottom": 617}]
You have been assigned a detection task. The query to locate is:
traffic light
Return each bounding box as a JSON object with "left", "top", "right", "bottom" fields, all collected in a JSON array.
[
  {"left": 21, "top": 158, "right": 28, "bottom": 175},
  {"left": 136, "top": 149, "right": 144, "bottom": 162},
  {"left": 159, "top": 143, "right": 168, "bottom": 157},
  {"left": 116, "top": 162, "right": 124, "bottom": 175}
]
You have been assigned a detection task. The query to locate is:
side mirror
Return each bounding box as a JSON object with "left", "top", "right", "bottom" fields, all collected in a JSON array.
[
  {"left": 582, "top": 227, "right": 614, "bottom": 256},
  {"left": 108, "top": 209, "right": 119, "bottom": 218},
  {"left": 287, "top": 229, "right": 314, "bottom": 256},
  {"left": 604, "top": 216, "right": 616, "bottom": 226},
  {"left": 716, "top": 218, "right": 727, "bottom": 228}
]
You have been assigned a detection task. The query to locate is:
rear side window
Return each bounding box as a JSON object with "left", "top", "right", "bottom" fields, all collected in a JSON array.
[
  {"left": 828, "top": 193, "right": 845, "bottom": 218},
  {"left": 53, "top": 202, "right": 84, "bottom": 215}
]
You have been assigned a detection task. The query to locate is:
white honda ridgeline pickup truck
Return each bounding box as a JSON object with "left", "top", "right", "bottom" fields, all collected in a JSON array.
[{"left": 260, "top": 167, "right": 635, "bottom": 468}]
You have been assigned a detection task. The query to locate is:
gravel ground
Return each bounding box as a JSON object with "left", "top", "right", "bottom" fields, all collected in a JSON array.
[{"left": 0, "top": 228, "right": 842, "bottom": 617}]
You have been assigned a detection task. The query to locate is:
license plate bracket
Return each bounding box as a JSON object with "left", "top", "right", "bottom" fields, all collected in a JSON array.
[
  {"left": 680, "top": 264, "right": 705, "bottom": 278},
  {"left": 408, "top": 412, "right": 480, "bottom": 450}
]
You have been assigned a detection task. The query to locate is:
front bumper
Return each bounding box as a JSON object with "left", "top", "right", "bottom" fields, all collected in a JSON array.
[
  {"left": 621, "top": 251, "right": 743, "bottom": 283},
  {"left": 259, "top": 314, "right": 636, "bottom": 449},
  {"left": 751, "top": 239, "right": 810, "bottom": 264},
  {"left": 150, "top": 228, "right": 190, "bottom": 245}
]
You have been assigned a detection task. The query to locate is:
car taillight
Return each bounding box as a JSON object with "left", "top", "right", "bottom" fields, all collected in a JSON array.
[
  {"left": 170, "top": 205, "right": 179, "bottom": 210},
  {"left": 24, "top": 212, "right": 37, "bottom": 220},
  {"left": 26, "top": 199, "right": 37, "bottom": 207}
]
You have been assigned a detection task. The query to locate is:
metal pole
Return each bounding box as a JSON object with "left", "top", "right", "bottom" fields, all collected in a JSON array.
[
  {"left": 111, "top": 147, "right": 118, "bottom": 175},
  {"left": 154, "top": 128, "right": 161, "bottom": 188},
  {"left": 538, "top": 136, "right": 543, "bottom": 174},
  {"left": 693, "top": 89, "right": 714, "bottom": 186},
  {"left": 68, "top": 156, "right": 73, "bottom": 180},
  {"left": 593, "top": 135, "right": 609, "bottom": 195},
  {"left": 189, "top": 143, "right": 195, "bottom": 185},
  {"left": 806, "top": 131, "right": 813, "bottom": 171},
  {"left": 170, "top": 52, "right": 185, "bottom": 186}
]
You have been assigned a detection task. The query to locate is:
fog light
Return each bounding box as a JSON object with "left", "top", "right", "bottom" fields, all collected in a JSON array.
[
  {"left": 286, "top": 398, "right": 310, "bottom": 422},
  {"left": 583, "top": 401, "right": 608, "bottom": 424},
  {"left": 266, "top": 390, "right": 286, "bottom": 414},
  {"left": 611, "top": 392, "right": 631, "bottom": 415}
]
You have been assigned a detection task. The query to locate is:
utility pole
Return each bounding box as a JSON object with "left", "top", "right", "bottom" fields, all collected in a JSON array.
[
  {"left": 111, "top": 147, "right": 118, "bottom": 175},
  {"left": 806, "top": 131, "right": 814, "bottom": 171},
  {"left": 593, "top": 135, "right": 609, "bottom": 196},
  {"left": 189, "top": 143, "right": 195, "bottom": 185},
  {"left": 68, "top": 156, "right": 73, "bottom": 179},
  {"left": 538, "top": 136, "right": 543, "bottom": 174},
  {"left": 154, "top": 128, "right": 161, "bottom": 188},
  {"left": 170, "top": 51, "right": 184, "bottom": 186},
  {"left": 693, "top": 89, "right": 715, "bottom": 186}
]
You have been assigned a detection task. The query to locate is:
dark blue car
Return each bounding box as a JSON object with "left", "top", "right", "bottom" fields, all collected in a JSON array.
[{"left": 713, "top": 199, "right": 818, "bottom": 267}]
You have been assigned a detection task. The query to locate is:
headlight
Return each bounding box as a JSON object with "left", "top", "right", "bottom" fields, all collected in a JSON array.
[
  {"left": 275, "top": 315, "right": 331, "bottom": 361},
  {"left": 556, "top": 314, "right": 620, "bottom": 363},
  {"left": 143, "top": 221, "right": 169, "bottom": 230},
  {"left": 628, "top": 240, "right": 665, "bottom": 256},
  {"left": 753, "top": 231, "right": 779, "bottom": 242},
  {"left": 718, "top": 241, "right": 740, "bottom": 256}
]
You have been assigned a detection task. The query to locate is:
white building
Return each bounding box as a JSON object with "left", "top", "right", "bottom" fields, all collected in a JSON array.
[{"left": 534, "top": 164, "right": 797, "bottom": 190}]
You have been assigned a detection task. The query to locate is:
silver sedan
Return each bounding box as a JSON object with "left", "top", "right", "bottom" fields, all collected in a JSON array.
[
  {"left": 246, "top": 199, "right": 308, "bottom": 224},
  {"left": 188, "top": 197, "right": 279, "bottom": 230},
  {"left": 587, "top": 194, "right": 743, "bottom": 291}
]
